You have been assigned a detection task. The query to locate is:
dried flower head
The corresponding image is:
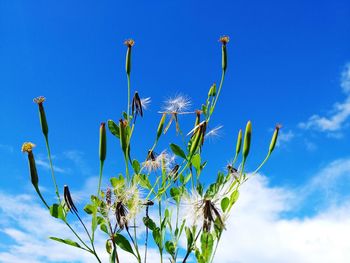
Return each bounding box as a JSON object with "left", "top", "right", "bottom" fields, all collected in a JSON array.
[
  {"left": 124, "top": 39, "right": 135, "bottom": 47},
  {"left": 143, "top": 150, "right": 175, "bottom": 172},
  {"left": 132, "top": 91, "right": 143, "bottom": 120},
  {"left": 33, "top": 96, "right": 46, "bottom": 104},
  {"left": 219, "top": 36, "right": 230, "bottom": 45},
  {"left": 64, "top": 185, "right": 78, "bottom": 214},
  {"left": 21, "top": 142, "right": 36, "bottom": 153},
  {"left": 112, "top": 184, "right": 142, "bottom": 229}
]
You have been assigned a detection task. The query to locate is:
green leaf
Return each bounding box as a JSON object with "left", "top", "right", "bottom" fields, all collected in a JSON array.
[
  {"left": 108, "top": 119, "right": 120, "bottom": 138},
  {"left": 114, "top": 233, "right": 135, "bottom": 256},
  {"left": 192, "top": 154, "right": 201, "bottom": 173},
  {"left": 200, "top": 232, "right": 214, "bottom": 261},
  {"left": 229, "top": 190, "right": 240, "bottom": 209},
  {"left": 84, "top": 204, "right": 95, "bottom": 215},
  {"left": 50, "top": 204, "right": 65, "bottom": 220},
  {"left": 109, "top": 247, "right": 116, "bottom": 263},
  {"left": 185, "top": 227, "right": 193, "bottom": 250},
  {"left": 110, "top": 175, "right": 124, "bottom": 188},
  {"left": 165, "top": 240, "right": 175, "bottom": 256},
  {"left": 152, "top": 227, "right": 162, "bottom": 248},
  {"left": 221, "top": 197, "right": 230, "bottom": 213},
  {"left": 135, "top": 174, "right": 152, "bottom": 190},
  {"left": 170, "top": 187, "right": 181, "bottom": 203},
  {"left": 49, "top": 237, "right": 83, "bottom": 249},
  {"left": 100, "top": 223, "right": 109, "bottom": 234},
  {"left": 143, "top": 216, "right": 157, "bottom": 231},
  {"left": 170, "top": 143, "right": 187, "bottom": 159},
  {"left": 132, "top": 159, "right": 140, "bottom": 174}
]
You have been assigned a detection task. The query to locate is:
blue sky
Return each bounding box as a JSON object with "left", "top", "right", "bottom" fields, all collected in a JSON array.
[{"left": 1, "top": 0, "right": 350, "bottom": 262}]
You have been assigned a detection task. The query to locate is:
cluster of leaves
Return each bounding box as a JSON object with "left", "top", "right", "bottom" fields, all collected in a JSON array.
[{"left": 23, "top": 36, "right": 280, "bottom": 263}]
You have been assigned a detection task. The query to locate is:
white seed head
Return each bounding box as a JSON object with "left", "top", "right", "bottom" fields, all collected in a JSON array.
[{"left": 163, "top": 94, "right": 191, "bottom": 113}]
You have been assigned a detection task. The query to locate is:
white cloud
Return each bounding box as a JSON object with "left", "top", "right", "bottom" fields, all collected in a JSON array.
[
  {"left": 36, "top": 158, "right": 68, "bottom": 174},
  {"left": 276, "top": 129, "right": 295, "bottom": 147},
  {"left": 299, "top": 63, "right": 350, "bottom": 134},
  {"left": 2, "top": 158, "right": 350, "bottom": 262},
  {"left": 215, "top": 159, "right": 350, "bottom": 263}
]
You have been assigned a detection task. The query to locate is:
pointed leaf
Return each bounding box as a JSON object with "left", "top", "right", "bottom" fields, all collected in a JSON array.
[
  {"left": 170, "top": 143, "right": 187, "bottom": 159},
  {"left": 114, "top": 233, "right": 135, "bottom": 256}
]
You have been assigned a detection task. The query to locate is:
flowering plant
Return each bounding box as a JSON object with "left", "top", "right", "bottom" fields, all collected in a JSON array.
[{"left": 22, "top": 36, "right": 279, "bottom": 263}]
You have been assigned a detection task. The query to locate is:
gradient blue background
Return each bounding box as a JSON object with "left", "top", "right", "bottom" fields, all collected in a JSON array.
[{"left": 1, "top": 0, "right": 350, "bottom": 260}]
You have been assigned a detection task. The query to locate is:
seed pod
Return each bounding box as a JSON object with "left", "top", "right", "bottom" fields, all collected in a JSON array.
[
  {"left": 242, "top": 121, "right": 252, "bottom": 161},
  {"left": 208, "top": 83, "right": 217, "bottom": 97},
  {"left": 194, "top": 110, "right": 201, "bottom": 128},
  {"left": 33, "top": 96, "right": 48, "bottom": 137},
  {"left": 99, "top": 122, "right": 107, "bottom": 162},
  {"left": 156, "top": 113, "right": 166, "bottom": 141},
  {"left": 119, "top": 119, "right": 128, "bottom": 157},
  {"left": 28, "top": 151, "right": 38, "bottom": 188},
  {"left": 219, "top": 36, "right": 229, "bottom": 72},
  {"left": 269, "top": 124, "right": 281, "bottom": 154},
  {"left": 21, "top": 143, "right": 38, "bottom": 188},
  {"left": 235, "top": 129, "right": 242, "bottom": 155},
  {"left": 189, "top": 121, "right": 207, "bottom": 156},
  {"left": 124, "top": 39, "right": 135, "bottom": 75},
  {"left": 64, "top": 185, "right": 78, "bottom": 214}
]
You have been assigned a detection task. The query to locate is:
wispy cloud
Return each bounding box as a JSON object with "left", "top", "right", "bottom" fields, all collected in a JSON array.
[
  {"left": 276, "top": 129, "right": 295, "bottom": 147},
  {"left": 64, "top": 150, "right": 91, "bottom": 175},
  {"left": 36, "top": 157, "right": 68, "bottom": 174},
  {"left": 299, "top": 63, "right": 350, "bottom": 135},
  {"left": 0, "top": 144, "right": 14, "bottom": 153}
]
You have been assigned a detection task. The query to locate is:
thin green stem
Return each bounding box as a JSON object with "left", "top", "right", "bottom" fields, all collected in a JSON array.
[
  {"left": 253, "top": 153, "right": 271, "bottom": 174},
  {"left": 44, "top": 136, "right": 61, "bottom": 203},
  {"left": 158, "top": 199, "right": 163, "bottom": 263},
  {"left": 73, "top": 211, "right": 101, "bottom": 263},
  {"left": 127, "top": 73, "right": 131, "bottom": 119},
  {"left": 207, "top": 70, "right": 225, "bottom": 122},
  {"left": 97, "top": 160, "right": 104, "bottom": 197},
  {"left": 34, "top": 187, "right": 50, "bottom": 209}
]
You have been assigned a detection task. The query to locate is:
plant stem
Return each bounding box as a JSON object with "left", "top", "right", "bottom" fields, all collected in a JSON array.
[
  {"left": 44, "top": 136, "right": 61, "bottom": 203},
  {"left": 158, "top": 199, "right": 163, "bottom": 263},
  {"left": 73, "top": 210, "right": 101, "bottom": 263},
  {"left": 207, "top": 70, "right": 225, "bottom": 122},
  {"left": 97, "top": 160, "right": 104, "bottom": 197},
  {"left": 127, "top": 73, "right": 131, "bottom": 119}
]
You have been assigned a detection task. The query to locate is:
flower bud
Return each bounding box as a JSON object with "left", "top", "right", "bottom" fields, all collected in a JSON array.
[
  {"left": 119, "top": 119, "right": 128, "bottom": 157},
  {"left": 219, "top": 36, "right": 229, "bottom": 72},
  {"left": 235, "top": 129, "right": 242, "bottom": 155},
  {"left": 99, "top": 122, "right": 106, "bottom": 162},
  {"left": 33, "top": 96, "right": 48, "bottom": 137},
  {"left": 156, "top": 113, "right": 166, "bottom": 141},
  {"left": 242, "top": 121, "right": 252, "bottom": 161},
  {"left": 269, "top": 124, "right": 281, "bottom": 154},
  {"left": 124, "top": 39, "right": 135, "bottom": 75},
  {"left": 208, "top": 83, "right": 217, "bottom": 97},
  {"left": 22, "top": 142, "right": 38, "bottom": 188}
]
